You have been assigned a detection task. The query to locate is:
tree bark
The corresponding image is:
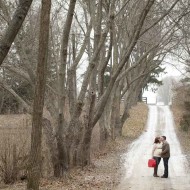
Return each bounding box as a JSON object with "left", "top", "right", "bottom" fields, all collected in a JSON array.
[
  {"left": 57, "top": 0, "right": 77, "bottom": 176},
  {"left": 27, "top": 0, "right": 51, "bottom": 189},
  {"left": 77, "top": 93, "right": 96, "bottom": 166},
  {"left": 0, "top": 0, "right": 33, "bottom": 65}
]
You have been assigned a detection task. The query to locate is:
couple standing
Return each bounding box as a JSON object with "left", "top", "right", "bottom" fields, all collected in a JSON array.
[{"left": 152, "top": 136, "right": 170, "bottom": 178}]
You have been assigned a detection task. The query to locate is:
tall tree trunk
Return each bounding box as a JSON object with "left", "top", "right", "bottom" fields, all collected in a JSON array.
[
  {"left": 77, "top": 0, "right": 102, "bottom": 162},
  {"left": 57, "top": 0, "right": 76, "bottom": 176},
  {"left": 0, "top": 68, "right": 5, "bottom": 113},
  {"left": 67, "top": 0, "right": 104, "bottom": 167},
  {"left": 113, "top": 83, "right": 122, "bottom": 137},
  {"left": 76, "top": 93, "right": 96, "bottom": 166},
  {"left": 27, "top": 0, "right": 51, "bottom": 189},
  {"left": 42, "top": 118, "right": 60, "bottom": 177}
]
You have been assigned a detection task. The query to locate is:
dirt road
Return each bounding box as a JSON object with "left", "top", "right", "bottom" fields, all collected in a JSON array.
[{"left": 117, "top": 105, "right": 190, "bottom": 190}]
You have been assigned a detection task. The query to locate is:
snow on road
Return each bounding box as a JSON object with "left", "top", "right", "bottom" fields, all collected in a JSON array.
[{"left": 117, "top": 105, "right": 190, "bottom": 190}]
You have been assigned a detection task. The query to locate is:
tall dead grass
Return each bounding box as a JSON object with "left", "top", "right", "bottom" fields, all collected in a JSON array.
[
  {"left": 0, "top": 115, "right": 31, "bottom": 183},
  {"left": 122, "top": 103, "right": 148, "bottom": 138},
  {"left": 0, "top": 114, "right": 53, "bottom": 184}
]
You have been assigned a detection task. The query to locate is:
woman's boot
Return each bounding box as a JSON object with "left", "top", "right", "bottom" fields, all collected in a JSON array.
[{"left": 153, "top": 166, "right": 159, "bottom": 177}]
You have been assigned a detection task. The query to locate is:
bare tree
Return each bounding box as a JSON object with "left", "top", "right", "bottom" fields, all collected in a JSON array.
[
  {"left": 0, "top": 0, "right": 189, "bottom": 182},
  {"left": 27, "top": 0, "right": 51, "bottom": 189}
]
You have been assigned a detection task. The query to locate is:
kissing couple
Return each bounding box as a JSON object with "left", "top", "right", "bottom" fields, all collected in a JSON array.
[{"left": 152, "top": 136, "right": 170, "bottom": 178}]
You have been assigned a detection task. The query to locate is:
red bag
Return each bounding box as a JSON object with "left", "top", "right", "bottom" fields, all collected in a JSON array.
[{"left": 148, "top": 159, "right": 156, "bottom": 167}]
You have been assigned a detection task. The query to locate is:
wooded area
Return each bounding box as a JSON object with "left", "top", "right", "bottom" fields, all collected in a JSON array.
[{"left": 0, "top": 0, "right": 190, "bottom": 189}]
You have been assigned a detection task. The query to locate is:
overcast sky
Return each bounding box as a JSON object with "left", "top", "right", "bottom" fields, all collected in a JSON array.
[{"left": 143, "top": 55, "right": 185, "bottom": 104}]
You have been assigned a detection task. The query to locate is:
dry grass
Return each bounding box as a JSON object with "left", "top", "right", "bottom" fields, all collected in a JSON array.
[
  {"left": 122, "top": 103, "right": 148, "bottom": 138},
  {"left": 172, "top": 104, "right": 190, "bottom": 163},
  {"left": 0, "top": 103, "right": 148, "bottom": 189},
  {"left": 0, "top": 114, "right": 53, "bottom": 184},
  {"left": 0, "top": 115, "right": 31, "bottom": 183},
  {"left": 172, "top": 85, "right": 190, "bottom": 163},
  {"left": 1, "top": 136, "right": 133, "bottom": 190},
  {"left": 172, "top": 84, "right": 190, "bottom": 164}
]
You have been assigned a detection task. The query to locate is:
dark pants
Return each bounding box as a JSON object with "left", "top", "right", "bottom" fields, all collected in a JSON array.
[
  {"left": 153, "top": 156, "right": 161, "bottom": 175},
  {"left": 163, "top": 157, "right": 170, "bottom": 177}
]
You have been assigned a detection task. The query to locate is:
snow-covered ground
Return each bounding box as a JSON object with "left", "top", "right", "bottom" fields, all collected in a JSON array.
[{"left": 117, "top": 105, "right": 190, "bottom": 190}]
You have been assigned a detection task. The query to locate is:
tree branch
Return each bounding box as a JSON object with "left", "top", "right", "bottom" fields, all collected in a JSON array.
[
  {"left": 0, "top": 77, "right": 31, "bottom": 112},
  {"left": 0, "top": 0, "right": 33, "bottom": 65}
]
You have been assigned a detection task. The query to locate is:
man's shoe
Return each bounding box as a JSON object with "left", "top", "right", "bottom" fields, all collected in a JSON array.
[
  {"left": 153, "top": 174, "right": 159, "bottom": 177},
  {"left": 161, "top": 175, "right": 168, "bottom": 178}
]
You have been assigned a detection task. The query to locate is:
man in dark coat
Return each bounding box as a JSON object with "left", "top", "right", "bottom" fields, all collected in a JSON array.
[{"left": 160, "top": 136, "right": 170, "bottom": 178}]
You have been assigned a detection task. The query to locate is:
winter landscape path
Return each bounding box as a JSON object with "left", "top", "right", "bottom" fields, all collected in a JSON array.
[{"left": 117, "top": 105, "right": 190, "bottom": 190}]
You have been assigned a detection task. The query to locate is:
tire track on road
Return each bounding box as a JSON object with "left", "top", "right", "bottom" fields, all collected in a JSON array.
[{"left": 116, "top": 105, "right": 190, "bottom": 190}]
